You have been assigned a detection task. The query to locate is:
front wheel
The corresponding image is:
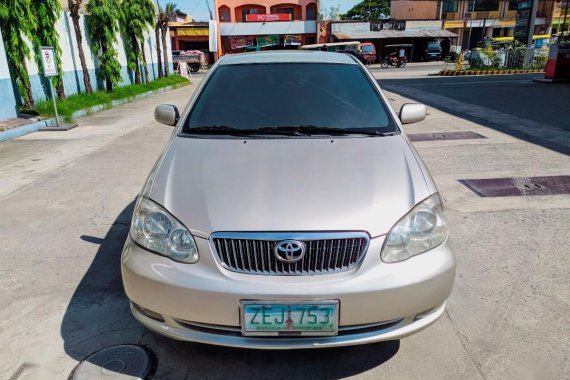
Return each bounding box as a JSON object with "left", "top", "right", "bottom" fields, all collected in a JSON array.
[
  {"left": 381, "top": 60, "right": 389, "bottom": 68},
  {"left": 398, "top": 60, "right": 407, "bottom": 68}
]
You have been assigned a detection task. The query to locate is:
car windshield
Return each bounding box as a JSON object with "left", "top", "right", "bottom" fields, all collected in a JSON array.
[
  {"left": 182, "top": 63, "right": 396, "bottom": 135},
  {"left": 362, "top": 45, "right": 374, "bottom": 52},
  {"left": 427, "top": 43, "right": 440, "bottom": 49}
]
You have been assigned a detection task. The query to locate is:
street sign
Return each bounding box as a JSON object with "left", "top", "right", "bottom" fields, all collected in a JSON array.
[
  {"left": 39, "top": 46, "right": 60, "bottom": 128},
  {"left": 40, "top": 46, "right": 58, "bottom": 77}
]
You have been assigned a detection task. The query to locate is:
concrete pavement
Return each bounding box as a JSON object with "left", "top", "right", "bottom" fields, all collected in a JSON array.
[{"left": 0, "top": 70, "right": 569, "bottom": 379}]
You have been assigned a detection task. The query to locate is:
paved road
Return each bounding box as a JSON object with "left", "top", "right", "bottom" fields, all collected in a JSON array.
[
  {"left": 0, "top": 73, "right": 569, "bottom": 379},
  {"left": 378, "top": 73, "right": 570, "bottom": 154}
]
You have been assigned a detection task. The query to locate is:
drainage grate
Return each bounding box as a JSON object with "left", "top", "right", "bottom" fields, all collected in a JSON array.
[
  {"left": 459, "top": 175, "right": 570, "bottom": 197},
  {"left": 408, "top": 131, "right": 486, "bottom": 142}
]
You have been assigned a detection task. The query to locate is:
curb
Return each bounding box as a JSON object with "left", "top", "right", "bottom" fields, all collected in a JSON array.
[
  {"left": 439, "top": 69, "right": 544, "bottom": 76},
  {"left": 0, "top": 120, "right": 49, "bottom": 143},
  {"left": 0, "top": 83, "right": 187, "bottom": 143}
]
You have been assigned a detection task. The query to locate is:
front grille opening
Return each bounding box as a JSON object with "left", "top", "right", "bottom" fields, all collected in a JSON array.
[{"left": 211, "top": 233, "right": 369, "bottom": 275}]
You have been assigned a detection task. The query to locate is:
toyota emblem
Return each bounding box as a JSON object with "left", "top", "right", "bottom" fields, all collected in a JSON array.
[{"left": 274, "top": 240, "right": 306, "bottom": 263}]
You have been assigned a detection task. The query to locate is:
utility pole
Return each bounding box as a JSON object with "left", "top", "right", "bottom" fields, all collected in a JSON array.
[
  {"left": 466, "top": 0, "right": 476, "bottom": 50},
  {"left": 205, "top": 0, "right": 213, "bottom": 20}
]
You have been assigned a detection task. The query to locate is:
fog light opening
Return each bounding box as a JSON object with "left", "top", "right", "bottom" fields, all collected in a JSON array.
[
  {"left": 414, "top": 307, "right": 436, "bottom": 321},
  {"left": 132, "top": 302, "right": 165, "bottom": 322}
]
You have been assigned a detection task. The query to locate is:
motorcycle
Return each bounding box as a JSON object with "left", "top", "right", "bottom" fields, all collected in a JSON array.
[{"left": 381, "top": 56, "right": 407, "bottom": 68}]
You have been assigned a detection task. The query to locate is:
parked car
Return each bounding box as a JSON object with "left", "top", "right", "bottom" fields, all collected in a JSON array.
[
  {"left": 424, "top": 41, "right": 442, "bottom": 61},
  {"left": 338, "top": 49, "right": 368, "bottom": 65},
  {"left": 360, "top": 42, "right": 377, "bottom": 63},
  {"left": 122, "top": 51, "right": 456, "bottom": 349}
]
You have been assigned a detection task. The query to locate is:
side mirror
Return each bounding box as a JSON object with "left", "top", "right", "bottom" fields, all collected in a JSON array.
[
  {"left": 399, "top": 103, "right": 427, "bottom": 124},
  {"left": 155, "top": 104, "right": 180, "bottom": 126}
]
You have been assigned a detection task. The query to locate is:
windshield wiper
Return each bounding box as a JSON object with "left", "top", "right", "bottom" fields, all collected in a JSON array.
[
  {"left": 185, "top": 125, "right": 303, "bottom": 136},
  {"left": 258, "top": 125, "right": 397, "bottom": 137}
]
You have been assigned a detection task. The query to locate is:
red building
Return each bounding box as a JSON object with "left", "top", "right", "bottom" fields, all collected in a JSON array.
[{"left": 214, "top": 0, "right": 319, "bottom": 55}]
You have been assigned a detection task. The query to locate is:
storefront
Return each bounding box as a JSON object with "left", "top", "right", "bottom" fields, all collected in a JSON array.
[{"left": 219, "top": 18, "right": 316, "bottom": 54}]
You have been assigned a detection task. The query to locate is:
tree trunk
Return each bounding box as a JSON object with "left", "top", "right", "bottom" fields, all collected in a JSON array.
[
  {"left": 132, "top": 35, "right": 141, "bottom": 84},
  {"left": 155, "top": 25, "right": 163, "bottom": 78},
  {"left": 69, "top": 10, "right": 92, "bottom": 93},
  {"left": 140, "top": 40, "right": 149, "bottom": 83},
  {"left": 21, "top": 60, "right": 35, "bottom": 109},
  {"left": 161, "top": 26, "right": 169, "bottom": 76},
  {"left": 55, "top": 78, "right": 66, "bottom": 100}
]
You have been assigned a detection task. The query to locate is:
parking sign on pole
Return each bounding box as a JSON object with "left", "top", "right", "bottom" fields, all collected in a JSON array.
[{"left": 40, "top": 46, "right": 61, "bottom": 128}]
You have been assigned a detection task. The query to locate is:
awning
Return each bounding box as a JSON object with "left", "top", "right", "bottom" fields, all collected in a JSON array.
[
  {"left": 333, "top": 29, "right": 458, "bottom": 40},
  {"left": 220, "top": 21, "right": 316, "bottom": 37}
]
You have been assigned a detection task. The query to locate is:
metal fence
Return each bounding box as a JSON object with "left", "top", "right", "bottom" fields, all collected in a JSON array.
[{"left": 465, "top": 47, "right": 549, "bottom": 70}]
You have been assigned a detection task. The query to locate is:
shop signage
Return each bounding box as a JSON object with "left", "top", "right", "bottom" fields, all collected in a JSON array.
[
  {"left": 405, "top": 20, "right": 443, "bottom": 31},
  {"left": 514, "top": 0, "right": 537, "bottom": 45},
  {"left": 177, "top": 28, "right": 209, "bottom": 36},
  {"left": 246, "top": 14, "right": 291, "bottom": 22},
  {"left": 284, "top": 35, "right": 302, "bottom": 46},
  {"left": 230, "top": 36, "right": 254, "bottom": 49},
  {"left": 370, "top": 20, "right": 405, "bottom": 31},
  {"left": 257, "top": 35, "right": 279, "bottom": 47},
  {"left": 444, "top": 21, "right": 465, "bottom": 29},
  {"left": 332, "top": 22, "right": 370, "bottom": 33}
]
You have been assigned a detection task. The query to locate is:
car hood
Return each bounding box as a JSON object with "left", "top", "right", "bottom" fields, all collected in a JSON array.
[{"left": 147, "top": 135, "right": 431, "bottom": 237}]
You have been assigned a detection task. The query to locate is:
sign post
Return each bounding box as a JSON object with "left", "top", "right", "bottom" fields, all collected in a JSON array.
[{"left": 40, "top": 46, "right": 60, "bottom": 128}]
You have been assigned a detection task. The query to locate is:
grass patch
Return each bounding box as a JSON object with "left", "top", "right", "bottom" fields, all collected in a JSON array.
[{"left": 34, "top": 75, "right": 189, "bottom": 122}]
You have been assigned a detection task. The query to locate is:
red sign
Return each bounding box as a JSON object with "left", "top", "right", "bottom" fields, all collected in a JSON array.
[{"left": 246, "top": 14, "right": 291, "bottom": 22}]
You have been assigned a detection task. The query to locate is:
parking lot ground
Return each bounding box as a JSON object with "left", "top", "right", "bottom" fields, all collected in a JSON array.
[{"left": 0, "top": 70, "right": 569, "bottom": 379}]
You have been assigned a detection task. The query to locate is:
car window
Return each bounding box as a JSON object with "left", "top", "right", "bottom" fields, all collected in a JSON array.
[
  {"left": 362, "top": 45, "right": 374, "bottom": 52},
  {"left": 183, "top": 63, "right": 396, "bottom": 134}
]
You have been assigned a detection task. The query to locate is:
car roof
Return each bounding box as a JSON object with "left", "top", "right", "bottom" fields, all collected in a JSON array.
[{"left": 218, "top": 51, "right": 358, "bottom": 66}]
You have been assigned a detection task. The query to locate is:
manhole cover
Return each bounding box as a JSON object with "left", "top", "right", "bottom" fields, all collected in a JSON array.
[
  {"left": 72, "top": 345, "right": 153, "bottom": 380},
  {"left": 459, "top": 175, "right": 570, "bottom": 197},
  {"left": 408, "top": 131, "right": 486, "bottom": 142}
]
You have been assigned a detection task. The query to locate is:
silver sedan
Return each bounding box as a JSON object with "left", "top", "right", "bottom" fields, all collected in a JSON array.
[{"left": 121, "top": 51, "right": 455, "bottom": 349}]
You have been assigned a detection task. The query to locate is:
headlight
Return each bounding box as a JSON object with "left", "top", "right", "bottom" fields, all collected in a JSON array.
[
  {"left": 130, "top": 196, "right": 199, "bottom": 263},
  {"left": 381, "top": 193, "right": 447, "bottom": 263}
]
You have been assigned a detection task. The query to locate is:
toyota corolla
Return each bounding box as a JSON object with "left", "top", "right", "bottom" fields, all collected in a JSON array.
[{"left": 121, "top": 51, "right": 456, "bottom": 349}]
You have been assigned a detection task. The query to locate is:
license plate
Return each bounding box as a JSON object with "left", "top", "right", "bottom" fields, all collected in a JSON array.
[{"left": 241, "top": 301, "right": 339, "bottom": 336}]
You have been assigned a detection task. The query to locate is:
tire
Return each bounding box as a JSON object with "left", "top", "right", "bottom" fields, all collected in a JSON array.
[
  {"left": 381, "top": 60, "right": 389, "bottom": 69},
  {"left": 399, "top": 60, "right": 407, "bottom": 68},
  {"left": 191, "top": 66, "right": 200, "bottom": 73}
]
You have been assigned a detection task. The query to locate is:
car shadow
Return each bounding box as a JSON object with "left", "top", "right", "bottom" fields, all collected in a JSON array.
[
  {"left": 61, "top": 201, "right": 400, "bottom": 379},
  {"left": 378, "top": 75, "right": 570, "bottom": 156}
]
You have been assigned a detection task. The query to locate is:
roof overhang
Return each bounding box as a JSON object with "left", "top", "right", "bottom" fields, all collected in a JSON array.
[{"left": 334, "top": 29, "right": 458, "bottom": 40}]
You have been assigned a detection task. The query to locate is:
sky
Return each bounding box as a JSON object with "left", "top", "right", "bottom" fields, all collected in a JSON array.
[{"left": 171, "top": 0, "right": 361, "bottom": 22}]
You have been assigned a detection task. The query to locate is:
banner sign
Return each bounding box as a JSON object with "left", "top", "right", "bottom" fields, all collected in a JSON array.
[
  {"left": 284, "top": 35, "right": 302, "bottom": 46},
  {"left": 40, "top": 46, "right": 57, "bottom": 77},
  {"left": 370, "top": 20, "right": 405, "bottom": 31},
  {"left": 246, "top": 14, "right": 291, "bottom": 22},
  {"left": 230, "top": 36, "right": 254, "bottom": 49},
  {"left": 209, "top": 20, "right": 218, "bottom": 52},
  {"left": 256, "top": 35, "right": 279, "bottom": 47},
  {"left": 514, "top": 0, "right": 537, "bottom": 45}
]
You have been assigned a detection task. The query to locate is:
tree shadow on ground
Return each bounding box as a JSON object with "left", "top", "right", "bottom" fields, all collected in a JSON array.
[{"left": 61, "top": 201, "right": 400, "bottom": 379}]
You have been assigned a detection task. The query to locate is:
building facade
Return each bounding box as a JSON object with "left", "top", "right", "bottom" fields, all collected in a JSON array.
[
  {"left": 391, "top": 0, "right": 556, "bottom": 51},
  {"left": 214, "top": 0, "right": 319, "bottom": 55}
]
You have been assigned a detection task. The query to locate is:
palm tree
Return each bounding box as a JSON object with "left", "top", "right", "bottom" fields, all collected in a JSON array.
[
  {"left": 121, "top": 0, "right": 155, "bottom": 84},
  {"left": 0, "top": 0, "right": 36, "bottom": 109},
  {"left": 68, "top": 0, "right": 92, "bottom": 93},
  {"left": 86, "top": 0, "right": 122, "bottom": 91},
  {"left": 154, "top": 9, "right": 163, "bottom": 78},
  {"left": 158, "top": 2, "right": 178, "bottom": 77},
  {"left": 31, "top": 0, "right": 65, "bottom": 99}
]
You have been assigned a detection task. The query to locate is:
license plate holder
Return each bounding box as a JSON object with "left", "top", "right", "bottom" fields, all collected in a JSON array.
[{"left": 240, "top": 300, "right": 339, "bottom": 336}]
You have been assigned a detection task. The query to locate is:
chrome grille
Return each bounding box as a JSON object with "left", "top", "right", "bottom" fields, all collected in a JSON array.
[{"left": 210, "top": 232, "right": 369, "bottom": 275}]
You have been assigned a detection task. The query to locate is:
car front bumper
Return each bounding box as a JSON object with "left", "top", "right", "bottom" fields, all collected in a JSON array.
[{"left": 121, "top": 235, "right": 455, "bottom": 349}]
